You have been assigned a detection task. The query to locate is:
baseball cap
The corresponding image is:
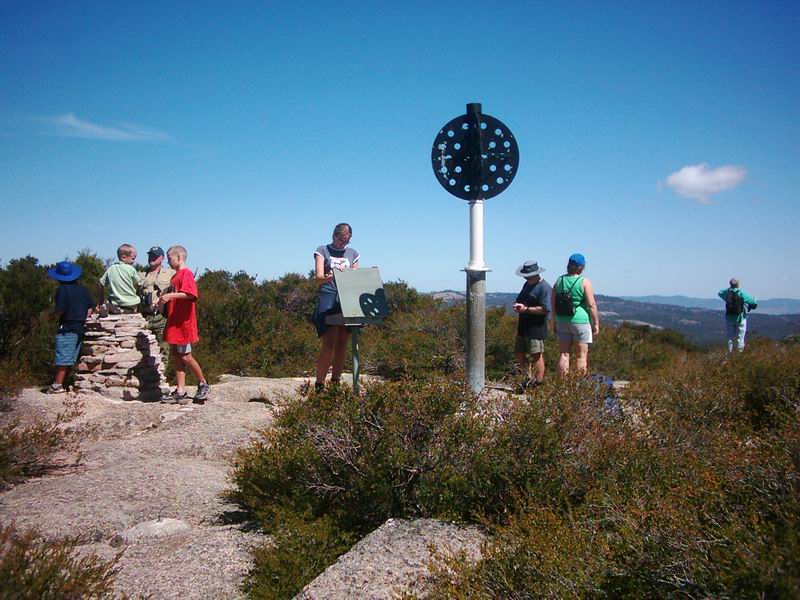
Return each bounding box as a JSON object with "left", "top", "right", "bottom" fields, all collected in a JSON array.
[
  {"left": 147, "top": 246, "right": 165, "bottom": 258},
  {"left": 568, "top": 253, "right": 586, "bottom": 267}
]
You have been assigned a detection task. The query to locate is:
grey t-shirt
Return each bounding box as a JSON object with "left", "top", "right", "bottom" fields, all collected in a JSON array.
[{"left": 315, "top": 244, "right": 360, "bottom": 288}]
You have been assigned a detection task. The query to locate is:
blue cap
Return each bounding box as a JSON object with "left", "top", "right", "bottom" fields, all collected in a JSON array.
[{"left": 568, "top": 253, "right": 586, "bottom": 267}]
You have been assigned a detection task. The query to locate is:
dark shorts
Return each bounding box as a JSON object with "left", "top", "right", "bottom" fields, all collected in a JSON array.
[{"left": 313, "top": 285, "right": 344, "bottom": 337}]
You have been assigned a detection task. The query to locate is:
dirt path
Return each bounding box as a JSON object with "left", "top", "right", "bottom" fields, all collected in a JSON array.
[{"left": 0, "top": 375, "right": 307, "bottom": 600}]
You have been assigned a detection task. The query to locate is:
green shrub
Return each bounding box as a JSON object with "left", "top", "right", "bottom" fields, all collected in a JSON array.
[
  {"left": 229, "top": 376, "right": 617, "bottom": 595},
  {"left": 247, "top": 513, "right": 355, "bottom": 600},
  {"left": 0, "top": 525, "right": 120, "bottom": 599},
  {"left": 417, "top": 341, "right": 800, "bottom": 598},
  {"left": 361, "top": 303, "right": 463, "bottom": 379}
]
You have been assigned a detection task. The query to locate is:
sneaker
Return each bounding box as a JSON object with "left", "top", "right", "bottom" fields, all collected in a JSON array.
[
  {"left": 43, "top": 383, "right": 65, "bottom": 394},
  {"left": 194, "top": 382, "right": 210, "bottom": 403},
  {"left": 314, "top": 381, "right": 325, "bottom": 392},
  {"left": 161, "top": 389, "right": 190, "bottom": 405}
]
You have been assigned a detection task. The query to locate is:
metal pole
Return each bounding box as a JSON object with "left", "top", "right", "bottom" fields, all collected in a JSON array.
[
  {"left": 351, "top": 327, "right": 361, "bottom": 395},
  {"left": 465, "top": 198, "right": 487, "bottom": 394},
  {"left": 465, "top": 268, "right": 486, "bottom": 393}
]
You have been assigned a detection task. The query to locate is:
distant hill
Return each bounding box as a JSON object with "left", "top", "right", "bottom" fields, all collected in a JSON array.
[
  {"left": 621, "top": 295, "right": 800, "bottom": 315},
  {"left": 432, "top": 291, "right": 800, "bottom": 345}
]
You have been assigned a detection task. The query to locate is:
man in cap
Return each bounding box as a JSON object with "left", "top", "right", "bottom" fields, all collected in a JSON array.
[
  {"left": 718, "top": 277, "right": 757, "bottom": 352},
  {"left": 139, "top": 246, "right": 175, "bottom": 362},
  {"left": 512, "top": 260, "right": 552, "bottom": 390}
]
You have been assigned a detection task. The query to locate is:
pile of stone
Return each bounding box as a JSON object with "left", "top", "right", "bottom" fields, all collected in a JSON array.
[{"left": 74, "top": 313, "right": 168, "bottom": 401}]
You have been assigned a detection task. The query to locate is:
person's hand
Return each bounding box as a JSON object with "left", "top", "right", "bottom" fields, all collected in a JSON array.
[
  {"left": 157, "top": 293, "right": 170, "bottom": 306},
  {"left": 592, "top": 323, "right": 600, "bottom": 336},
  {"left": 513, "top": 303, "right": 525, "bottom": 313}
]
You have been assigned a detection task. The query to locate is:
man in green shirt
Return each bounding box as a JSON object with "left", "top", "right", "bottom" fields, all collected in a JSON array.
[
  {"left": 138, "top": 246, "right": 175, "bottom": 361},
  {"left": 718, "top": 277, "right": 757, "bottom": 352},
  {"left": 98, "top": 244, "right": 141, "bottom": 314}
]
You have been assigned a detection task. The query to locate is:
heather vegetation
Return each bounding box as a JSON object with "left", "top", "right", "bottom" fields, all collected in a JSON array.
[
  {"left": 0, "top": 525, "right": 123, "bottom": 600},
  {"left": 231, "top": 341, "right": 800, "bottom": 599}
]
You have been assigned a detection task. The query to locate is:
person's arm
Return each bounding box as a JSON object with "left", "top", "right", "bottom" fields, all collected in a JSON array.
[
  {"left": 159, "top": 291, "right": 196, "bottom": 304},
  {"left": 741, "top": 290, "right": 757, "bottom": 307},
  {"left": 314, "top": 254, "right": 333, "bottom": 284},
  {"left": 583, "top": 278, "right": 600, "bottom": 335}
]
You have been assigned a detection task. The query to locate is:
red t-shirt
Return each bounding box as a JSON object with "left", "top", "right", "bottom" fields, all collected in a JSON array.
[{"left": 164, "top": 268, "right": 199, "bottom": 344}]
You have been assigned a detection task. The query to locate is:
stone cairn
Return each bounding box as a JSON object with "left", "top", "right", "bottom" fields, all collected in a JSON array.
[{"left": 74, "top": 313, "right": 168, "bottom": 401}]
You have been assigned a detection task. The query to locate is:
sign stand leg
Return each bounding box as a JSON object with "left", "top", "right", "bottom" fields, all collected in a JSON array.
[
  {"left": 351, "top": 327, "right": 361, "bottom": 395},
  {"left": 465, "top": 270, "right": 486, "bottom": 393}
]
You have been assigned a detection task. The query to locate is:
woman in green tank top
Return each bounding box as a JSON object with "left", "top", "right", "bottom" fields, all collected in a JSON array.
[{"left": 552, "top": 253, "right": 599, "bottom": 376}]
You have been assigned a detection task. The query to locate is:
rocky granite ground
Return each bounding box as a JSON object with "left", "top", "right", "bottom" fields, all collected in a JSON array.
[
  {"left": 1, "top": 375, "right": 296, "bottom": 599},
  {"left": 1, "top": 375, "right": 488, "bottom": 599}
]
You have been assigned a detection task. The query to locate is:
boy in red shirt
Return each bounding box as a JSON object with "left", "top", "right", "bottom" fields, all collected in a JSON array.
[{"left": 158, "top": 245, "right": 210, "bottom": 404}]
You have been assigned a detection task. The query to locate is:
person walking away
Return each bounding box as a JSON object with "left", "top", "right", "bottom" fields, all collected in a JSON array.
[
  {"left": 98, "top": 244, "right": 141, "bottom": 314},
  {"left": 43, "top": 261, "right": 94, "bottom": 393},
  {"left": 138, "top": 246, "right": 175, "bottom": 363},
  {"left": 312, "top": 223, "right": 359, "bottom": 391},
  {"left": 158, "top": 245, "right": 209, "bottom": 404},
  {"left": 718, "top": 277, "right": 757, "bottom": 352},
  {"left": 511, "top": 260, "right": 552, "bottom": 389},
  {"left": 553, "top": 253, "right": 600, "bottom": 377}
]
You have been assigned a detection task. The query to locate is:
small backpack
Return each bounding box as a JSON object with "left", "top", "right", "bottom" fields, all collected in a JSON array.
[
  {"left": 555, "top": 276, "right": 582, "bottom": 317},
  {"left": 726, "top": 289, "right": 744, "bottom": 316}
]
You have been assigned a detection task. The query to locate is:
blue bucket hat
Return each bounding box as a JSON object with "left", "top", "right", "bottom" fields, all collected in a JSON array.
[
  {"left": 568, "top": 253, "right": 586, "bottom": 267},
  {"left": 47, "top": 260, "right": 82, "bottom": 282}
]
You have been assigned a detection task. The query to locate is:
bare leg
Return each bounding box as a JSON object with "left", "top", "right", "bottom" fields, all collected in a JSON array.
[
  {"left": 574, "top": 343, "right": 590, "bottom": 375},
  {"left": 53, "top": 366, "right": 70, "bottom": 386},
  {"left": 330, "top": 327, "right": 350, "bottom": 381},
  {"left": 180, "top": 353, "right": 206, "bottom": 384},
  {"left": 316, "top": 327, "right": 339, "bottom": 384},
  {"left": 515, "top": 352, "right": 531, "bottom": 380},
  {"left": 557, "top": 339, "right": 572, "bottom": 377},
  {"left": 531, "top": 352, "right": 544, "bottom": 383},
  {"left": 172, "top": 347, "right": 186, "bottom": 391}
]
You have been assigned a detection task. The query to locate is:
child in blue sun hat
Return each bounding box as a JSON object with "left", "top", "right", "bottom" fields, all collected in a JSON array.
[{"left": 44, "top": 261, "right": 94, "bottom": 394}]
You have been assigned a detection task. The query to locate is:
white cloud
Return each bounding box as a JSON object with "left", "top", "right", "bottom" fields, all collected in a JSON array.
[
  {"left": 664, "top": 163, "right": 746, "bottom": 204},
  {"left": 40, "top": 113, "right": 171, "bottom": 142}
]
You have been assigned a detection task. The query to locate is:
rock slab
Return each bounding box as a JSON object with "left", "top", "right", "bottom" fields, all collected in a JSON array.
[{"left": 295, "top": 518, "right": 486, "bottom": 599}]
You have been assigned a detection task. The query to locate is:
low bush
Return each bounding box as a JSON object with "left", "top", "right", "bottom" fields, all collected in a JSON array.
[
  {"left": 229, "top": 376, "right": 616, "bottom": 596},
  {"left": 246, "top": 513, "right": 356, "bottom": 600},
  {"left": 417, "top": 340, "right": 800, "bottom": 598},
  {"left": 0, "top": 525, "right": 120, "bottom": 599},
  {"left": 231, "top": 341, "right": 800, "bottom": 598}
]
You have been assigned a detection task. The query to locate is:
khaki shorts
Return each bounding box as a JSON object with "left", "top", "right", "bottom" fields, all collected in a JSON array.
[
  {"left": 556, "top": 322, "right": 593, "bottom": 344},
  {"left": 514, "top": 336, "right": 545, "bottom": 355}
]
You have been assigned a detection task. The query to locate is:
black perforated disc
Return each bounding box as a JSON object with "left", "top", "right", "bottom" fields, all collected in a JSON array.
[{"left": 431, "top": 107, "right": 519, "bottom": 200}]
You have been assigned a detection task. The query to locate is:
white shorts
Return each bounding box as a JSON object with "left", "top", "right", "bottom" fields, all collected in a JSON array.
[{"left": 556, "top": 323, "right": 593, "bottom": 344}]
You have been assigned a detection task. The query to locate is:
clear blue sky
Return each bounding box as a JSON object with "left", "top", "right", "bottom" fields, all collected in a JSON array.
[{"left": 2, "top": 1, "right": 798, "bottom": 299}]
